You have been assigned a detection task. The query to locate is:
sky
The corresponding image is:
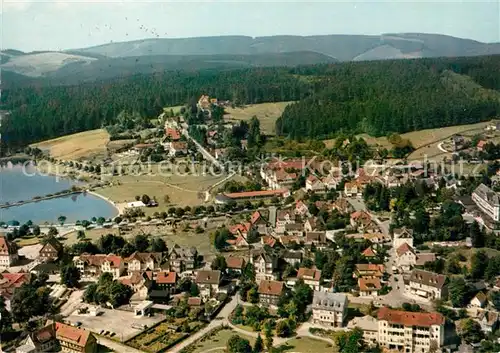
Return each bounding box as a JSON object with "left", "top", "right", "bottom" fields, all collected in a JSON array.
[{"left": 1, "top": 0, "right": 499, "bottom": 52}]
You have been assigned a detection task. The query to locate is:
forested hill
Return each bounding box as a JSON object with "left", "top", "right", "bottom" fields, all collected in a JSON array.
[
  {"left": 276, "top": 55, "right": 500, "bottom": 139},
  {"left": 1, "top": 55, "right": 500, "bottom": 152},
  {"left": 0, "top": 68, "right": 312, "bottom": 150}
]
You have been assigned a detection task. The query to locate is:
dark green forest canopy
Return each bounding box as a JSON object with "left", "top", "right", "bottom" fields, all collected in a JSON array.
[
  {"left": 1, "top": 54, "right": 500, "bottom": 150},
  {"left": 277, "top": 55, "right": 500, "bottom": 139}
]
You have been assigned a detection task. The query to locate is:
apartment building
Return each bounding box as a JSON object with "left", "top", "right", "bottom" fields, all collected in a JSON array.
[
  {"left": 0, "top": 235, "right": 18, "bottom": 268},
  {"left": 124, "top": 252, "right": 163, "bottom": 272},
  {"left": 377, "top": 307, "right": 445, "bottom": 353},
  {"left": 472, "top": 183, "right": 500, "bottom": 221},
  {"left": 405, "top": 269, "right": 448, "bottom": 300},
  {"left": 73, "top": 254, "right": 124, "bottom": 279},
  {"left": 169, "top": 245, "right": 197, "bottom": 273},
  {"left": 311, "top": 291, "right": 347, "bottom": 327}
]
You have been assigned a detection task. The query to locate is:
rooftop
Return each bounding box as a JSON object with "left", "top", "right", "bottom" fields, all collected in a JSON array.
[
  {"left": 377, "top": 307, "right": 445, "bottom": 327},
  {"left": 258, "top": 280, "right": 284, "bottom": 296}
]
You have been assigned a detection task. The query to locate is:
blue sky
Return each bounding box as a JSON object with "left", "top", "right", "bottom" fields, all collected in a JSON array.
[{"left": 2, "top": 0, "right": 499, "bottom": 52}]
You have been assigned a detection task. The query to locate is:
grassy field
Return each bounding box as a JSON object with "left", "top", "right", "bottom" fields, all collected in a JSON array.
[
  {"left": 97, "top": 164, "right": 227, "bottom": 211},
  {"left": 164, "top": 105, "right": 185, "bottom": 115},
  {"left": 192, "top": 329, "right": 255, "bottom": 353},
  {"left": 31, "top": 129, "right": 110, "bottom": 161},
  {"left": 224, "top": 102, "right": 293, "bottom": 135},
  {"left": 62, "top": 227, "right": 120, "bottom": 246},
  {"left": 276, "top": 337, "right": 333, "bottom": 353}
]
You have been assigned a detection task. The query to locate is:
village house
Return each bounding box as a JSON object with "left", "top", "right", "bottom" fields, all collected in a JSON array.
[
  {"left": 124, "top": 252, "right": 163, "bottom": 272},
  {"left": 344, "top": 181, "right": 361, "bottom": 197},
  {"left": 195, "top": 270, "right": 221, "bottom": 299},
  {"left": 477, "top": 140, "right": 487, "bottom": 152},
  {"left": 305, "top": 232, "right": 327, "bottom": 248},
  {"left": 261, "top": 235, "right": 278, "bottom": 248},
  {"left": 226, "top": 235, "right": 249, "bottom": 250},
  {"left": 169, "top": 245, "right": 197, "bottom": 273},
  {"left": 476, "top": 310, "right": 499, "bottom": 333},
  {"left": 0, "top": 272, "right": 30, "bottom": 310},
  {"left": 322, "top": 172, "right": 342, "bottom": 190},
  {"left": 362, "top": 246, "right": 377, "bottom": 259},
  {"left": 347, "top": 316, "right": 378, "bottom": 345},
  {"left": 169, "top": 141, "right": 188, "bottom": 156},
  {"left": 258, "top": 280, "right": 284, "bottom": 307},
  {"left": 377, "top": 307, "right": 445, "bottom": 352},
  {"left": 358, "top": 277, "right": 382, "bottom": 297},
  {"left": 332, "top": 198, "right": 354, "bottom": 214},
  {"left": 282, "top": 250, "right": 303, "bottom": 266},
  {"left": 312, "top": 291, "right": 348, "bottom": 327},
  {"left": 230, "top": 222, "right": 252, "bottom": 239},
  {"left": 17, "top": 321, "right": 98, "bottom": 353},
  {"left": 250, "top": 250, "right": 278, "bottom": 283},
  {"left": 226, "top": 257, "right": 246, "bottom": 275},
  {"left": 350, "top": 211, "right": 372, "bottom": 232},
  {"left": 73, "top": 254, "right": 124, "bottom": 279},
  {"left": 275, "top": 209, "right": 295, "bottom": 233},
  {"left": 354, "top": 264, "right": 385, "bottom": 278},
  {"left": 260, "top": 158, "right": 308, "bottom": 190},
  {"left": 393, "top": 227, "right": 414, "bottom": 249},
  {"left": 363, "top": 232, "right": 388, "bottom": 244},
  {"left": 165, "top": 127, "right": 181, "bottom": 141},
  {"left": 395, "top": 243, "right": 417, "bottom": 272},
  {"left": 38, "top": 237, "right": 63, "bottom": 262},
  {"left": 405, "top": 269, "right": 448, "bottom": 300},
  {"left": 297, "top": 267, "right": 322, "bottom": 291},
  {"left": 0, "top": 235, "right": 18, "bottom": 268},
  {"left": 120, "top": 272, "right": 153, "bottom": 302},
  {"left": 250, "top": 210, "right": 267, "bottom": 227},
  {"left": 295, "top": 200, "right": 310, "bottom": 217},
  {"left": 305, "top": 175, "right": 325, "bottom": 192},
  {"left": 468, "top": 292, "right": 488, "bottom": 309},
  {"left": 284, "top": 223, "right": 304, "bottom": 237},
  {"left": 415, "top": 253, "right": 437, "bottom": 267},
  {"left": 304, "top": 217, "right": 319, "bottom": 232}
]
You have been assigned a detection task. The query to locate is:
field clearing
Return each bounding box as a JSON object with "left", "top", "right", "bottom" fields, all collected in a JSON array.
[
  {"left": 31, "top": 129, "right": 110, "bottom": 161},
  {"left": 277, "top": 337, "right": 333, "bottom": 353},
  {"left": 224, "top": 102, "right": 293, "bottom": 135},
  {"left": 192, "top": 329, "right": 255, "bottom": 353},
  {"left": 163, "top": 105, "right": 185, "bottom": 115}
]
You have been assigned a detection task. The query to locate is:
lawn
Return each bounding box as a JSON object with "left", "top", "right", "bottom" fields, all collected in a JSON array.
[
  {"left": 192, "top": 329, "right": 255, "bottom": 353},
  {"left": 224, "top": 102, "right": 293, "bottom": 135},
  {"left": 276, "top": 337, "right": 333, "bottom": 353},
  {"left": 15, "top": 236, "right": 44, "bottom": 246},
  {"left": 31, "top": 129, "right": 110, "bottom": 161},
  {"left": 97, "top": 164, "right": 227, "bottom": 211},
  {"left": 164, "top": 105, "right": 185, "bottom": 115},
  {"left": 62, "top": 227, "right": 120, "bottom": 246}
]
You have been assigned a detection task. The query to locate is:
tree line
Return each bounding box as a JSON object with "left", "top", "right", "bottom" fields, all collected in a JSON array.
[{"left": 277, "top": 56, "right": 500, "bottom": 139}]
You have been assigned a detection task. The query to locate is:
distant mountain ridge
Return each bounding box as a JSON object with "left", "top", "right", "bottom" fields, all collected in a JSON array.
[{"left": 2, "top": 33, "right": 499, "bottom": 85}]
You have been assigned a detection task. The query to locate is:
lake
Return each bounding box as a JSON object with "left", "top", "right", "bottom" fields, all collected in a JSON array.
[{"left": 0, "top": 164, "right": 118, "bottom": 224}]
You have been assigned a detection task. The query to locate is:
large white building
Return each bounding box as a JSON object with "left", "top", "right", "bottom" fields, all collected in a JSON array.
[
  {"left": 472, "top": 183, "right": 500, "bottom": 221},
  {"left": 0, "top": 236, "right": 18, "bottom": 268},
  {"left": 405, "top": 269, "right": 448, "bottom": 301},
  {"left": 377, "top": 307, "right": 445, "bottom": 353},
  {"left": 312, "top": 291, "right": 347, "bottom": 328}
]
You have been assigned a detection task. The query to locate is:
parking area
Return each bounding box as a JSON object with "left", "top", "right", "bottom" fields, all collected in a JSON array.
[{"left": 66, "top": 307, "right": 166, "bottom": 341}]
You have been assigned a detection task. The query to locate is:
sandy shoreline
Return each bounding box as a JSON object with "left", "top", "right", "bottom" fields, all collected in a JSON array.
[{"left": 86, "top": 190, "right": 123, "bottom": 216}]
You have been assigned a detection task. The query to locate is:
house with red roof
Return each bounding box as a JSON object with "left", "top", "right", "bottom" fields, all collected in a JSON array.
[
  {"left": 395, "top": 243, "right": 416, "bottom": 272},
  {"left": 165, "top": 127, "right": 181, "bottom": 141},
  {"left": 258, "top": 280, "right": 284, "bottom": 307},
  {"left": 305, "top": 175, "right": 325, "bottom": 192},
  {"left": 350, "top": 211, "right": 372, "bottom": 231},
  {"left": 295, "top": 200, "right": 310, "bottom": 217},
  {"left": 226, "top": 257, "right": 246, "bottom": 274},
  {"left": 260, "top": 158, "right": 311, "bottom": 190},
  {"left": 17, "top": 321, "right": 98, "bottom": 353},
  {"left": 377, "top": 307, "right": 445, "bottom": 351},
  {"left": 358, "top": 277, "right": 382, "bottom": 297},
  {"left": 297, "top": 267, "right": 322, "bottom": 291},
  {"left": 362, "top": 246, "right": 377, "bottom": 259},
  {"left": 477, "top": 140, "right": 488, "bottom": 152}
]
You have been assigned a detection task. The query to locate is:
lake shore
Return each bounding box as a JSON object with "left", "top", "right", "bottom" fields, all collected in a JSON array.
[{"left": 86, "top": 190, "right": 123, "bottom": 216}]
